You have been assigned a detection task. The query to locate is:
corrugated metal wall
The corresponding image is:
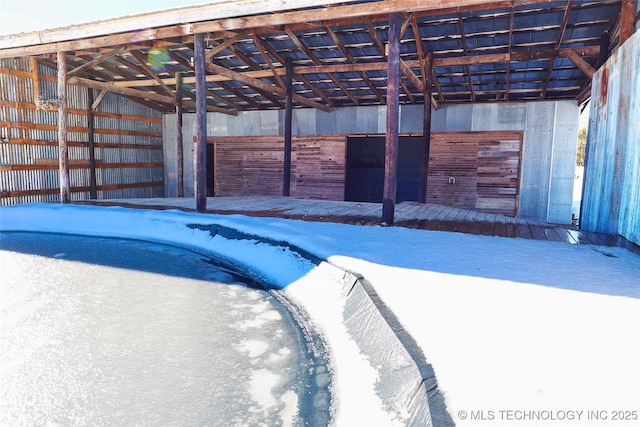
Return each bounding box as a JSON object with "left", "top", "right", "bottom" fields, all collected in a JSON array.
[
  {"left": 0, "top": 58, "right": 163, "bottom": 206},
  {"left": 582, "top": 30, "right": 640, "bottom": 245},
  {"left": 164, "top": 100, "right": 579, "bottom": 224}
]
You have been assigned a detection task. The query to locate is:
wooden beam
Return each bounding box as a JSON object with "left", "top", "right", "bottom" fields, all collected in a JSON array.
[
  {"left": 194, "top": 33, "right": 207, "bottom": 212},
  {"left": 87, "top": 87, "right": 98, "bottom": 199},
  {"left": 382, "top": 12, "right": 402, "bottom": 225},
  {"left": 176, "top": 71, "right": 184, "bottom": 198},
  {"left": 68, "top": 46, "right": 126, "bottom": 77},
  {"left": 92, "top": 89, "right": 108, "bottom": 110},
  {"left": 540, "top": 0, "right": 573, "bottom": 99},
  {"left": 0, "top": 0, "right": 583, "bottom": 59},
  {"left": 206, "top": 62, "right": 331, "bottom": 112},
  {"left": 130, "top": 50, "right": 175, "bottom": 96},
  {"left": 204, "top": 30, "right": 252, "bottom": 61},
  {"left": 400, "top": 59, "right": 424, "bottom": 92},
  {"left": 457, "top": 12, "right": 476, "bottom": 102},
  {"left": 29, "top": 57, "right": 40, "bottom": 102},
  {"left": 67, "top": 76, "right": 175, "bottom": 105},
  {"left": 283, "top": 59, "right": 293, "bottom": 197},
  {"left": 620, "top": 0, "right": 635, "bottom": 45},
  {"left": 325, "top": 25, "right": 384, "bottom": 103},
  {"left": 251, "top": 33, "right": 285, "bottom": 89},
  {"left": 57, "top": 51, "right": 70, "bottom": 203},
  {"left": 114, "top": 47, "right": 601, "bottom": 88},
  {"left": 419, "top": 52, "right": 433, "bottom": 204},
  {"left": 560, "top": 48, "right": 595, "bottom": 78}
]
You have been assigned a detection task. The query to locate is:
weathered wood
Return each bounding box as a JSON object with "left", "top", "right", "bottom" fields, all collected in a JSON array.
[
  {"left": 213, "top": 135, "right": 346, "bottom": 200},
  {"left": 419, "top": 51, "right": 433, "bottom": 203},
  {"left": 68, "top": 76, "right": 174, "bottom": 105},
  {"left": 194, "top": 33, "right": 208, "bottom": 212},
  {"left": 560, "top": 48, "right": 595, "bottom": 79},
  {"left": 116, "top": 47, "right": 601, "bottom": 89},
  {"left": 176, "top": 71, "right": 184, "bottom": 197},
  {"left": 0, "top": 0, "right": 563, "bottom": 58},
  {"left": 92, "top": 89, "right": 108, "bottom": 110},
  {"left": 382, "top": 12, "right": 402, "bottom": 225},
  {"left": 426, "top": 131, "right": 523, "bottom": 216},
  {"left": 0, "top": 120, "right": 161, "bottom": 138},
  {"left": 87, "top": 87, "right": 97, "bottom": 199},
  {"left": 400, "top": 60, "right": 424, "bottom": 92},
  {"left": 57, "top": 51, "right": 70, "bottom": 203},
  {"left": 206, "top": 62, "right": 331, "bottom": 112},
  {"left": 283, "top": 59, "right": 293, "bottom": 197},
  {"left": 68, "top": 46, "right": 126, "bottom": 77},
  {"left": 619, "top": 0, "right": 635, "bottom": 45},
  {"left": 29, "top": 57, "right": 40, "bottom": 102}
]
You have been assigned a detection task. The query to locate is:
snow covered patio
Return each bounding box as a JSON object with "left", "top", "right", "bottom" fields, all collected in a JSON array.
[
  {"left": 77, "top": 196, "right": 634, "bottom": 249},
  {"left": 2, "top": 203, "right": 639, "bottom": 426}
]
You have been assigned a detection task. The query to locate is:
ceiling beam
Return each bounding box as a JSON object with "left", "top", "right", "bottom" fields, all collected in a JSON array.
[
  {"left": 560, "top": 48, "right": 595, "bottom": 78},
  {"left": 206, "top": 62, "right": 331, "bottom": 112},
  {"left": 68, "top": 46, "right": 126, "bottom": 77},
  {"left": 130, "top": 50, "right": 175, "bottom": 97},
  {"left": 68, "top": 76, "right": 175, "bottom": 104},
  {"left": 325, "top": 25, "right": 384, "bottom": 103},
  {"left": 0, "top": 0, "right": 564, "bottom": 59},
  {"left": 114, "top": 46, "right": 601, "bottom": 88}
]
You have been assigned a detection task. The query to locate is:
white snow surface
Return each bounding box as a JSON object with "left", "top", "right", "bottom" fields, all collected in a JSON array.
[{"left": 1, "top": 203, "right": 640, "bottom": 426}]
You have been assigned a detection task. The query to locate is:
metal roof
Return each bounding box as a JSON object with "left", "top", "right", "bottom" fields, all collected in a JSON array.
[{"left": 0, "top": 0, "right": 630, "bottom": 114}]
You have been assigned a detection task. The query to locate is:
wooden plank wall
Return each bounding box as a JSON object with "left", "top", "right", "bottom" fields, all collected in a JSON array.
[
  {"left": 0, "top": 59, "right": 163, "bottom": 205},
  {"left": 427, "top": 131, "right": 523, "bottom": 216},
  {"left": 213, "top": 134, "right": 346, "bottom": 200}
]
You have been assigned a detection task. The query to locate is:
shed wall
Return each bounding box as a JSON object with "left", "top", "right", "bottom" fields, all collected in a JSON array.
[
  {"left": 581, "top": 31, "right": 640, "bottom": 245},
  {"left": 0, "top": 59, "right": 163, "bottom": 205},
  {"left": 164, "top": 100, "right": 578, "bottom": 223}
]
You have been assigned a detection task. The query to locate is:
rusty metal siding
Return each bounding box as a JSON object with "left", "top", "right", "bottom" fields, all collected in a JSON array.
[
  {"left": 582, "top": 30, "right": 640, "bottom": 246},
  {"left": 0, "top": 59, "right": 163, "bottom": 205}
]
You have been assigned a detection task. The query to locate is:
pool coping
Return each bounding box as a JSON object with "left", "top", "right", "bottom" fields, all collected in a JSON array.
[{"left": 194, "top": 222, "right": 452, "bottom": 427}]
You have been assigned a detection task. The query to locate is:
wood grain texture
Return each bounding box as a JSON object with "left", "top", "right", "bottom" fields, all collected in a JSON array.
[{"left": 213, "top": 134, "right": 346, "bottom": 200}]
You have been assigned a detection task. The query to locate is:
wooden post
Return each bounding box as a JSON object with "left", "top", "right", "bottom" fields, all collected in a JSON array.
[
  {"left": 382, "top": 12, "right": 402, "bottom": 224},
  {"left": 87, "top": 87, "right": 98, "bottom": 199},
  {"left": 419, "top": 52, "right": 433, "bottom": 204},
  {"left": 194, "top": 34, "right": 208, "bottom": 212},
  {"left": 620, "top": 0, "right": 635, "bottom": 45},
  {"left": 176, "top": 71, "right": 184, "bottom": 197},
  {"left": 283, "top": 59, "right": 293, "bottom": 196},
  {"left": 57, "top": 51, "right": 70, "bottom": 203}
]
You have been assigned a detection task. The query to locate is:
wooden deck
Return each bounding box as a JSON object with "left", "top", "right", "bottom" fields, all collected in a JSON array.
[{"left": 77, "top": 197, "right": 638, "bottom": 250}]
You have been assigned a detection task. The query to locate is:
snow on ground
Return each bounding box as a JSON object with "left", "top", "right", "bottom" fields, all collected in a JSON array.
[{"left": 1, "top": 204, "right": 639, "bottom": 426}]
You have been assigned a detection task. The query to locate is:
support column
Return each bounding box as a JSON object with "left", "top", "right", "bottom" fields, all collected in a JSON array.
[
  {"left": 87, "top": 87, "right": 97, "bottom": 199},
  {"left": 382, "top": 12, "right": 402, "bottom": 224},
  {"left": 194, "top": 34, "right": 208, "bottom": 212},
  {"left": 620, "top": 0, "right": 635, "bottom": 45},
  {"left": 176, "top": 71, "right": 184, "bottom": 197},
  {"left": 57, "top": 51, "right": 70, "bottom": 203},
  {"left": 283, "top": 59, "right": 293, "bottom": 196},
  {"left": 419, "top": 52, "right": 433, "bottom": 204}
]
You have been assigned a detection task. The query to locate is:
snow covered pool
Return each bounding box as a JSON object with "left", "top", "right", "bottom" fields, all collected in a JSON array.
[{"left": 0, "top": 232, "right": 331, "bottom": 426}]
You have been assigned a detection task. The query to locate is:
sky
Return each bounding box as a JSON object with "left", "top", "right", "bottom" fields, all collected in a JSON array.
[
  {"left": 1, "top": 203, "right": 639, "bottom": 426},
  {"left": 0, "top": 0, "right": 215, "bottom": 36}
]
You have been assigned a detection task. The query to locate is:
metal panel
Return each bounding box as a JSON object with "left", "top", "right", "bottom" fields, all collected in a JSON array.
[
  {"left": 547, "top": 101, "right": 579, "bottom": 224},
  {"left": 582, "top": 31, "right": 640, "bottom": 245},
  {"left": 399, "top": 105, "right": 422, "bottom": 134},
  {"left": 519, "top": 102, "right": 555, "bottom": 221},
  {"left": 293, "top": 108, "right": 317, "bottom": 135}
]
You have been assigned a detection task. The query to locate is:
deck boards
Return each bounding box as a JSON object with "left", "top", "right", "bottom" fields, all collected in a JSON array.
[{"left": 76, "top": 197, "right": 638, "bottom": 251}]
